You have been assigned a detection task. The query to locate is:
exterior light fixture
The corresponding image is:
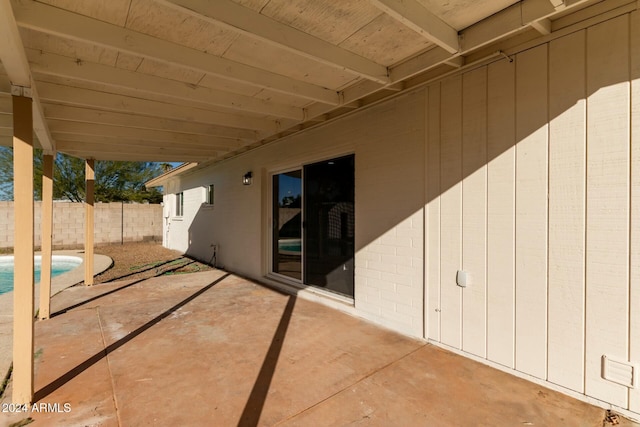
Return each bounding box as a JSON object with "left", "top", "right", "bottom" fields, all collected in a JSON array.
[{"left": 242, "top": 171, "right": 253, "bottom": 185}]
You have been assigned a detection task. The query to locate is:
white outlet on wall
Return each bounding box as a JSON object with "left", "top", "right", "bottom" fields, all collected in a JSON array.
[{"left": 456, "top": 270, "right": 469, "bottom": 288}]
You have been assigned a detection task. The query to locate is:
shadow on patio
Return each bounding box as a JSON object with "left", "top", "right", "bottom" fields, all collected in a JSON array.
[{"left": 1, "top": 270, "right": 614, "bottom": 426}]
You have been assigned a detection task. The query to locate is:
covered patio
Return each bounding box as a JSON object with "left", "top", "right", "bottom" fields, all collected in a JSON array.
[
  {"left": 0, "top": 0, "right": 639, "bottom": 422},
  {"left": 1, "top": 269, "right": 614, "bottom": 426}
]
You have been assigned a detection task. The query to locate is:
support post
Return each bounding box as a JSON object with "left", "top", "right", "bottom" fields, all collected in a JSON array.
[
  {"left": 12, "top": 88, "right": 34, "bottom": 405},
  {"left": 39, "top": 153, "right": 54, "bottom": 320},
  {"left": 84, "top": 159, "right": 94, "bottom": 286}
]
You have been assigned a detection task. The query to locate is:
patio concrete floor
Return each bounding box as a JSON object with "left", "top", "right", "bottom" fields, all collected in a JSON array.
[{"left": 0, "top": 270, "right": 633, "bottom": 426}]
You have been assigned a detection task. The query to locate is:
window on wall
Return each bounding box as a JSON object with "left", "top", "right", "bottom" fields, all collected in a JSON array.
[
  {"left": 176, "top": 192, "right": 184, "bottom": 216},
  {"left": 205, "top": 184, "right": 214, "bottom": 205}
]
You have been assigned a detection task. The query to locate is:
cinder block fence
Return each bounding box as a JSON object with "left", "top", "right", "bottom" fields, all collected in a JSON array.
[{"left": 0, "top": 201, "right": 162, "bottom": 250}]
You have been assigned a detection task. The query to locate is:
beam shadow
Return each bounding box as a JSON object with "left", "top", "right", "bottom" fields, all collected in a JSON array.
[
  {"left": 33, "top": 273, "right": 230, "bottom": 402},
  {"left": 50, "top": 260, "right": 197, "bottom": 318},
  {"left": 237, "top": 295, "right": 296, "bottom": 427},
  {"left": 99, "top": 257, "right": 188, "bottom": 283}
]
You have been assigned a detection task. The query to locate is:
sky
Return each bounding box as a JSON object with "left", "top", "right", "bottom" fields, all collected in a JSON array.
[{"left": 278, "top": 173, "right": 301, "bottom": 203}]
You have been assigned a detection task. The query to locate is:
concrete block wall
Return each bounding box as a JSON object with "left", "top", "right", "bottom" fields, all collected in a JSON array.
[
  {"left": 0, "top": 202, "right": 13, "bottom": 248},
  {"left": 353, "top": 94, "right": 425, "bottom": 337},
  {"left": 0, "top": 201, "right": 162, "bottom": 249}
]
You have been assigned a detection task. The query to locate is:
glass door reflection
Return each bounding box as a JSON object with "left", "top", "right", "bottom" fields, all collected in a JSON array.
[{"left": 272, "top": 170, "right": 302, "bottom": 280}]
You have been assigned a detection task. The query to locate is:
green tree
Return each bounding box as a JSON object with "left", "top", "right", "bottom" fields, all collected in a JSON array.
[{"left": 0, "top": 147, "right": 164, "bottom": 203}]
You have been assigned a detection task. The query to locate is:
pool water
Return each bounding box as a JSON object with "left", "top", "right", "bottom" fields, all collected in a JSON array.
[
  {"left": 278, "top": 239, "right": 301, "bottom": 253},
  {"left": 0, "top": 255, "right": 82, "bottom": 295},
  {"left": 279, "top": 242, "right": 301, "bottom": 252}
]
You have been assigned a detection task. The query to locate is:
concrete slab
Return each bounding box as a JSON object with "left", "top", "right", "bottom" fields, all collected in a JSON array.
[
  {"left": 0, "top": 250, "right": 112, "bottom": 395},
  {"left": 0, "top": 271, "right": 636, "bottom": 426}
]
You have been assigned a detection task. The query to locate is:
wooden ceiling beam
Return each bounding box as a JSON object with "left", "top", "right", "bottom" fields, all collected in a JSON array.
[
  {"left": 159, "top": 0, "right": 389, "bottom": 84},
  {"left": 52, "top": 133, "right": 237, "bottom": 152},
  {"left": 27, "top": 49, "right": 305, "bottom": 121},
  {"left": 56, "top": 139, "right": 225, "bottom": 155},
  {"left": 530, "top": 18, "right": 552, "bottom": 35},
  {"left": 388, "top": 0, "right": 592, "bottom": 82},
  {"left": 37, "top": 81, "right": 279, "bottom": 132},
  {"left": 308, "top": 0, "right": 594, "bottom": 122},
  {"left": 59, "top": 147, "right": 209, "bottom": 162},
  {"left": 0, "top": 0, "right": 54, "bottom": 152},
  {"left": 460, "top": 0, "right": 590, "bottom": 53},
  {"left": 369, "top": 0, "right": 459, "bottom": 54},
  {"left": 42, "top": 104, "right": 259, "bottom": 141},
  {"left": 12, "top": 0, "right": 340, "bottom": 105},
  {"left": 47, "top": 120, "right": 242, "bottom": 148}
]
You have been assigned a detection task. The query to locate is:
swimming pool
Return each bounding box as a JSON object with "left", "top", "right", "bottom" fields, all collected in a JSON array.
[
  {"left": 278, "top": 238, "right": 301, "bottom": 254},
  {"left": 0, "top": 255, "right": 82, "bottom": 295}
]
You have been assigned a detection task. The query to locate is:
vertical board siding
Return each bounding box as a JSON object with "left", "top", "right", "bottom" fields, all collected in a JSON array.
[
  {"left": 585, "top": 15, "right": 630, "bottom": 408},
  {"left": 424, "top": 14, "right": 639, "bottom": 414},
  {"left": 630, "top": 10, "right": 640, "bottom": 414},
  {"left": 426, "top": 84, "right": 442, "bottom": 341},
  {"left": 486, "top": 59, "right": 516, "bottom": 368},
  {"left": 547, "top": 30, "right": 586, "bottom": 393},
  {"left": 514, "top": 45, "right": 549, "bottom": 379},
  {"left": 439, "top": 76, "right": 463, "bottom": 349},
  {"left": 461, "top": 67, "right": 488, "bottom": 358}
]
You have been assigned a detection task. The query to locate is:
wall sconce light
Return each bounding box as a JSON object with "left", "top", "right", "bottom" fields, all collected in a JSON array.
[{"left": 242, "top": 171, "right": 253, "bottom": 185}]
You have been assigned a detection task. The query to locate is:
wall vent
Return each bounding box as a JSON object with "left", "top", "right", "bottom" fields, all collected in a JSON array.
[{"left": 602, "top": 355, "right": 638, "bottom": 388}]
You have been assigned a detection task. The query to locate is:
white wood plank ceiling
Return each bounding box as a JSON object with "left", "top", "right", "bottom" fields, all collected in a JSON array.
[{"left": 0, "top": 0, "right": 601, "bottom": 162}]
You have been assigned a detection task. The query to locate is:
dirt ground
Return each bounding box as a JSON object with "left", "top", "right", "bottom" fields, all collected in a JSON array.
[{"left": 93, "top": 242, "right": 214, "bottom": 284}]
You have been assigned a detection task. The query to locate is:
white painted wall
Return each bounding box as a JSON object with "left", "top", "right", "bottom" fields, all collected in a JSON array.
[
  {"left": 161, "top": 9, "right": 640, "bottom": 418},
  {"left": 163, "top": 91, "right": 425, "bottom": 337}
]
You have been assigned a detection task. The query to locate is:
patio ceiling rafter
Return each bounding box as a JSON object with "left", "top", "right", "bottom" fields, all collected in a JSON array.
[
  {"left": 305, "top": 0, "right": 597, "bottom": 122},
  {"left": 368, "top": 0, "right": 460, "bottom": 54},
  {"left": 59, "top": 147, "right": 211, "bottom": 163},
  {"left": 391, "top": 0, "right": 594, "bottom": 82},
  {"left": 26, "top": 49, "right": 305, "bottom": 121},
  {"left": 460, "top": 0, "right": 580, "bottom": 52},
  {"left": 41, "top": 104, "right": 260, "bottom": 141},
  {"left": 0, "top": 0, "right": 616, "bottom": 165},
  {"left": 48, "top": 121, "right": 243, "bottom": 148},
  {"left": 56, "top": 140, "right": 222, "bottom": 158},
  {"left": 157, "top": 0, "right": 390, "bottom": 84},
  {"left": 0, "top": 0, "right": 54, "bottom": 152},
  {"left": 37, "top": 81, "right": 280, "bottom": 133},
  {"left": 11, "top": 0, "right": 341, "bottom": 106}
]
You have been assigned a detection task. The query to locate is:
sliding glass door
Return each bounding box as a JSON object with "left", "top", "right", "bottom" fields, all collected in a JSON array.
[
  {"left": 303, "top": 155, "right": 354, "bottom": 296},
  {"left": 271, "top": 155, "right": 354, "bottom": 297}
]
